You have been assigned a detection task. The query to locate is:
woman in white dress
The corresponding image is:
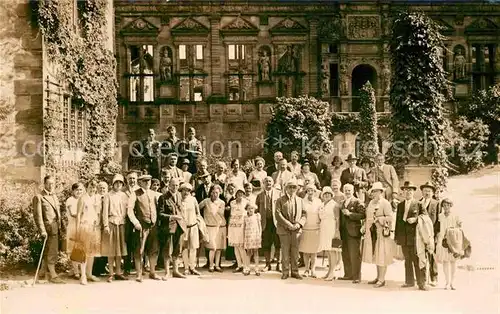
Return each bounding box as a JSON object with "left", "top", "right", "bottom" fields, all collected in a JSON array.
[
  {"left": 363, "top": 182, "right": 394, "bottom": 288},
  {"left": 227, "top": 188, "right": 248, "bottom": 273},
  {"left": 226, "top": 159, "right": 248, "bottom": 190},
  {"left": 199, "top": 184, "right": 226, "bottom": 272},
  {"left": 299, "top": 184, "right": 323, "bottom": 278},
  {"left": 436, "top": 198, "right": 462, "bottom": 290},
  {"left": 179, "top": 182, "right": 202, "bottom": 276},
  {"left": 318, "top": 186, "right": 341, "bottom": 281},
  {"left": 65, "top": 182, "right": 85, "bottom": 279},
  {"left": 248, "top": 157, "right": 267, "bottom": 186}
]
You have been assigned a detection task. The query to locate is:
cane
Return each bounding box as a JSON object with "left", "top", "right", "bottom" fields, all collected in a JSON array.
[{"left": 32, "top": 236, "right": 48, "bottom": 286}]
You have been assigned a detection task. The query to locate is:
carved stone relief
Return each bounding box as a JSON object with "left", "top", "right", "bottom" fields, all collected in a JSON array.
[
  {"left": 159, "top": 46, "right": 173, "bottom": 82},
  {"left": 320, "top": 59, "right": 330, "bottom": 97},
  {"left": 339, "top": 63, "right": 350, "bottom": 96},
  {"left": 453, "top": 45, "right": 467, "bottom": 80},
  {"left": 381, "top": 61, "right": 391, "bottom": 94},
  {"left": 258, "top": 46, "right": 272, "bottom": 81},
  {"left": 346, "top": 15, "right": 380, "bottom": 39},
  {"left": 276, "top": 44, "right": 301, "bottom": 73},
  {"left": 317, "top": 18, "right": 341, "bottom": 41}
]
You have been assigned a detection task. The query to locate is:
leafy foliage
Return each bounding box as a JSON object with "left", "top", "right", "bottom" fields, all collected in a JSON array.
[
  {"left": 386, "top": 11, "right": 452, "bottom": 191},
  {"left": 330, "top": 112, "right": 390, "bottom": 135},
  {"left": 37, "top": 0, "right": 118, "bottom": 177},
  {"left": 457, "top": 84, "right": 500, "bottom": 163},
  {"left": 266, "top": 96, "right": 333, "bottom": 160},
  {"left": 448, "top": 117, "right": 490, "bottom": 173},
  {"left": 358, "top": 81, "right": 379, "bottom": 160}
]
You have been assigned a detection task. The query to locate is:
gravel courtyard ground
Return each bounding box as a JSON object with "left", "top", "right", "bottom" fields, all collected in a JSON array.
[{"left": 1, "top": 167, "right": 499, "bottom": 314}]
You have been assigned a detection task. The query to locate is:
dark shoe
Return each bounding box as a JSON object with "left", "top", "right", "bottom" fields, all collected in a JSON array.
[
  {"left": 49, "top": 277, "right": 65, "bottom": 284},
  {"left": 208, "top": 267, "right": 215, "bottom": 273},
  {"left": 271, "top": 258, "right": 278, "bottom": 263},
  {"left": 229, "top": 262, "right": 238, "bottom": 269},
  {"left": 243, "top": 270, "right": 250, "bottom": 276},
  {"left": 401, "top": 283, "right": 415, "bottom": 288},
  {"left": 419, "top": 285, "right": 429, "bottom": 291},
  {"left": 189, "top": 268, "right": 201, "bottom": 276},
  {"left": 215, "top": 267, "right": 223, "bottom": 273},
  {"left": 172, "top": 270, "right": 186, "bottom": 279},
  {"left": 291, "top": 273, "right": 303, "bottom": 280},
  {"left": 374, "top": 281, "right": 386, "bottom": 288},
  {"left": 149, "top": 273, "right": 161, "bottom": 280},
  {"left": 265, "top": 264, "right": 271, "bottom": 272},
  {"left": 339, "top": 276, "right": 352, "bottom": 281},
  {"left": 281, "top": 273, "right": 289, "bottom": 280},
  {"left": 352, "top": 279, "right": 361, "bottom": 284},
  {"left": 275, "top": 264, "right": 281, "bottom": 272},
  {"left": 233, "top": 267, "right": 243, "bottom": 273},
  {"left": 368, "top": 279, "right": 378, "bottom": 284},
  {"left": 450, "top": 285, "right": 456, "bottom": 290},
  {"left": 114, "top": 274, "right": 128, "bottom": 281}
]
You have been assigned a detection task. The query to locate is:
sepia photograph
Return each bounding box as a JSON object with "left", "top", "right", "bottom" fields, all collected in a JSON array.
[{"left": 0, "top": 0, "right": 499, "bottom": 313}]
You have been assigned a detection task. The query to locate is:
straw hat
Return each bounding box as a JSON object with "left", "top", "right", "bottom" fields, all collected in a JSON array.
[{"left": 368, "top": 182, "right": 385, "bottom": 194}]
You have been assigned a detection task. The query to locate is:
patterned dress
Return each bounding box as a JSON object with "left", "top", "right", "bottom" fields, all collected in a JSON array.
[
  {"left": 227, "top": 199, "right": 248, "bottom": 247},
  {"left": 200, "top": 198, "right": 227, "bottom": 250},
  {"left": 436, "top": 213, "right": 462, "bottom": 263},
  {"left": 244, "top": 213, "right": 262, "bottom": 250}
]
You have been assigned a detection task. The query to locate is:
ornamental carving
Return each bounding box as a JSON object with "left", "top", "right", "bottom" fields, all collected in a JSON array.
[
  {"left": 318, "top": 18, "right": 341, "bottom": 41},
  {"left": 270, "top": 17, "right": 308, "bottom": 35},
  {"left": 172, "top": 17, "right": 208, "bottom": 31},
  {"left": 339, "top": 63, "right": 350, "bottom": 96},
  {"left": 224, "top": 17, "right": 257, "bottom": 30},
  {"left": 346, "top": 15, "right": 380, "bottom": 39},
  {"left": 121, "top": 18, "right": 159, "bottom": 35}
]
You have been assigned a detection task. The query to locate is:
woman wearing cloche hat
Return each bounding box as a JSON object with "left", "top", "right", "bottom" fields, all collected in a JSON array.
[
  {"left": 362, "top": 182, "right": 394, "bottom": 288},
  {"left": 101, "top": 174, "right": 129, "bottom": 282},
  {"left": 318, "top": 186, "right": 342, "bottom": 281}
]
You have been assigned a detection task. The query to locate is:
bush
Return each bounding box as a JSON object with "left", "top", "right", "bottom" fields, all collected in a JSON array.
[
  {"left": 358, "top": 81, "right": 379, "bottom": 160},
  {"left": 0, "top": 180, "right": 40, "bottom": 270},
  {"left": 448, "top": 117, "right": 490, "bottom": 173}
]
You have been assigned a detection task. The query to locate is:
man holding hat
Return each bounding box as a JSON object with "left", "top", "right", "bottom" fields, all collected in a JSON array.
[
  {"left": 275, "top": 178, "right": 306, "bottom": 280},
  {"left": 395, "top": 181, "right": 426, "bottom": 290},
  {"left": 162, "top": 153, "right": 184, "bottom": 181},
  {"left": 157, "top": 178, "right": 186, "bottom": 280},
  {"left": 340, "top": 154, "right": 368, "bottom": 198},
  {"left": 127, "top": 174, "right": 161, "bottom": 282},
  {"left": 420, "top": 181, "right": 440, "bottom": 286}
]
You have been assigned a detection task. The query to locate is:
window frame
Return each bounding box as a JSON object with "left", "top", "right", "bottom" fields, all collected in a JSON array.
[{"left": 126, "top": 44, "right": 155, "bottom": 103}]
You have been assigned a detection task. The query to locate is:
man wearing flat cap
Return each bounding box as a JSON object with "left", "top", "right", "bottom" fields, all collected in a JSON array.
[
  {"left": 395, "top": 181, "right": 427, "bottom": 290},
  {"left": 275, "top": 179, "right": 306, "bottom": 280},
  {"left": 127, "top": 174, "right": 161, "bottom": 282},
  {"left": 420, "top": 181, "right": 440, "bottom": 286},
  {"left": 162, "top": 153, "right": 184, "bottom": 181}
]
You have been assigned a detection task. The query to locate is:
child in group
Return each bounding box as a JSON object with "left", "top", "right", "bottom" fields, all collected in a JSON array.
[
  {"left": 101, "top": 174, "right": 129, "bottom": 282},
  {"left": 227, "top": 188, "right": 248, "bottom": 273},
  {"left": 244, "top": 203, "right": 262, "bottom": 276}
]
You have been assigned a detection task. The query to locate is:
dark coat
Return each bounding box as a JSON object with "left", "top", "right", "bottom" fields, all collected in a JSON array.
[
  {"left": 394, "top": 199, "right": 422, "bottom": 247},
  {"left": 309, "top": 160, "right": 331, "bottom": 187},
  {"left": 339, "top": 197, "right": 366, "bottom": 239},
  {"left": 157, "top": 191, "right": 185, "bottom": 235}
]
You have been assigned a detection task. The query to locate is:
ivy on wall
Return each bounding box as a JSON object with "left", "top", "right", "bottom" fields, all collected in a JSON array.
[
  {"left": 357, "top": 81, "right": 379, "bottom": 159},
  {"left": 36, "top": 0, "right": 119, "bottom": 181},
  {"left": 330, "top": 112, "right": 390, "bottom": 136}
]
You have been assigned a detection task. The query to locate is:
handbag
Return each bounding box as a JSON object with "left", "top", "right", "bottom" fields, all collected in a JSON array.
[
  {"left": 331, "top": 238, "right": 342, "bottom": 249},
  {"left": 382, "top": 221, "right": 391, "bottom": 238},
  {"left": 70, "top": 241, "right": 86, "bottom": 263}
]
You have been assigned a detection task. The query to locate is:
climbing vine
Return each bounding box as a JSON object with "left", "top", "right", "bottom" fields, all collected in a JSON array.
[
  {"left": 358, "top": 81, "right": 379, "bottom": 160},
  {"left": 36, "top": 0, "right": 118, "bottom": 181}
]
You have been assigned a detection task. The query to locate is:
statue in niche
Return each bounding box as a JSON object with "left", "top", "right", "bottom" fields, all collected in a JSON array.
[
  {"left": 339, "top": 63, "right": 350, "bottom": 95},
  {"left": 159, "top": 46, "right": 173, "bottom": 82},
  {"left": 277, "top": 45, "right": 300, "bottom": 73},
  {"left": 321, "top": 61, "right": 330, "bottom": 96},
  {"left": 258, "top": 47, "right": 271, "bottom": 81},
  {"left": 381, "top": 62, "right": 391, "bottom": 94},
  {"left": 453, "top": 46, "right": 466, "bottom": 80}
]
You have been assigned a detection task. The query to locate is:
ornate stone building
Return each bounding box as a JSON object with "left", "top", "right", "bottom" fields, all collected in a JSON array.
[{"left": 114, "top": 0, "right": 500, "bottom": 168}]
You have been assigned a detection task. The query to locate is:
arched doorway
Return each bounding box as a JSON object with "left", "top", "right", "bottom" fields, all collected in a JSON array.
[{"left": 351, "top": 64, "right": 377, "bottom": 112}]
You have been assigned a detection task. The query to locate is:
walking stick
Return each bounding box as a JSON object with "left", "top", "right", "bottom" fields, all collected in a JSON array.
[
  {"left": 322, "top": 250, "right": 325, "bottom": 267},
  {"left": 32, "top": 236, "right": 48, "bottom": 286}
]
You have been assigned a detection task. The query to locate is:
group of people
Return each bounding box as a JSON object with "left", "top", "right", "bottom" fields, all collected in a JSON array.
[{"left": 33, "top": 135, "right": 470, "bottom": 291}]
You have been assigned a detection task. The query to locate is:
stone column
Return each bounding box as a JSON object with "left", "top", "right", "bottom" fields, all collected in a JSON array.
[
  {"left": 308, "top": 17, "right": 319, "bottom": 97},
  {"left": 493, "top": 44, "right": 500, "bottom": 84},
  {"left": 209, "top": 14, "right": 223, "bottom": 97}
]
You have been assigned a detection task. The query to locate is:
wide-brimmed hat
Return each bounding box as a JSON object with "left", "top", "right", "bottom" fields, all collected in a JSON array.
[
  {"left": 138, "top": 174, "right": 152, "bottom": 181},
  {"left": 368, "top": 182, "right": 385, "bottom": 194},
  {"left": 181, "top": 158, "right": 190, "bottom": 165},
  {"left": 400, "top": 181, "right": 417, "bottom": 191},
  {"left": 320, "top": 186, "right": 334, "bottom": 198},
  {"left": 345, "top": 154, "right": 358, "bottom": 162},
  {"left": 285, "top": 179, "right": 299, "bottom": 188},
  {"left": 331, "top": 155, "right": 343, "bottom": 166},
  {"left": 112, "top": 174, "right": 125, "bottom": 185},
  {"left": 179, "top": 182, "right": 193, "bottom": 191},
  {"left": 420, "top": 181, "right": 436, "bottom": 192}
]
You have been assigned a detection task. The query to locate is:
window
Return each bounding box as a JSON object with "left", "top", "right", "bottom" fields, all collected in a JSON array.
[
  {"left": 178, "top": 44, "right": 205, "bottom": 102},
  {"left": 62, "top": 97, "right": 86, "bottom": 147},
  {"left": 128, "top": 45, "right": 154, "bottom": 102},
  {"left": 228, "top": 74, "right": 252, "bottom": 102},
  {"left": 328, "top": 44, "right": 338, "bottom": 54},
  {"left": 472, "top": 44, "right": 496, "bottom": 91},
  {"left": 228, "top": 44, "right": 245, "bottom": 60},
  {"left": 330, "top": 63, "right": 339, "bottom": 97}
]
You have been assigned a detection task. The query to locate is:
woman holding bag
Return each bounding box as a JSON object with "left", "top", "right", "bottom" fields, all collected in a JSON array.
[{"left": 363, "top": 182, "right": 394, "bottom": 288}]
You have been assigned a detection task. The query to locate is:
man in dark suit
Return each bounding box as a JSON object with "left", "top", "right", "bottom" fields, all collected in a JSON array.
[
  {"left": 123, "top": 171, "right": 140, "bottom": 276},
  {"left": 132, "top": 129, "right": 161, "bottom": 180},
  {"left": 266, "top": 151, "right": 283, "bottom": 176},
  {"left": 276, "top": 179, "right": 306, "bottom": 280},
  {"left": 127, "top": 174, "right": 161, "bottom": 282},
  {"left": 309, "top": 150, "right": 331, "bottom": 187},
  {"left": 395, "top": 181, "right": 427, "bottom": 290},
  {"left": 339, "top": 183, "right": 366, "bottom": 283},
  {"left": 420, "top": 181, "right": 440, "bottom": 287},
  {"left": 194, "top": 171, "right": 212, "bottom": 204},
  {"left": 340, "top": 154, "right": 368, "bottom": 198},
  {"left": 32, "top": 175, "right": 64, "bottom": 284},
  {"left": 157, "top": 178, "right": 186, "bottom": 280},
  {"left": 255, "top": 176, "right": 281, "bottom": 271}
]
